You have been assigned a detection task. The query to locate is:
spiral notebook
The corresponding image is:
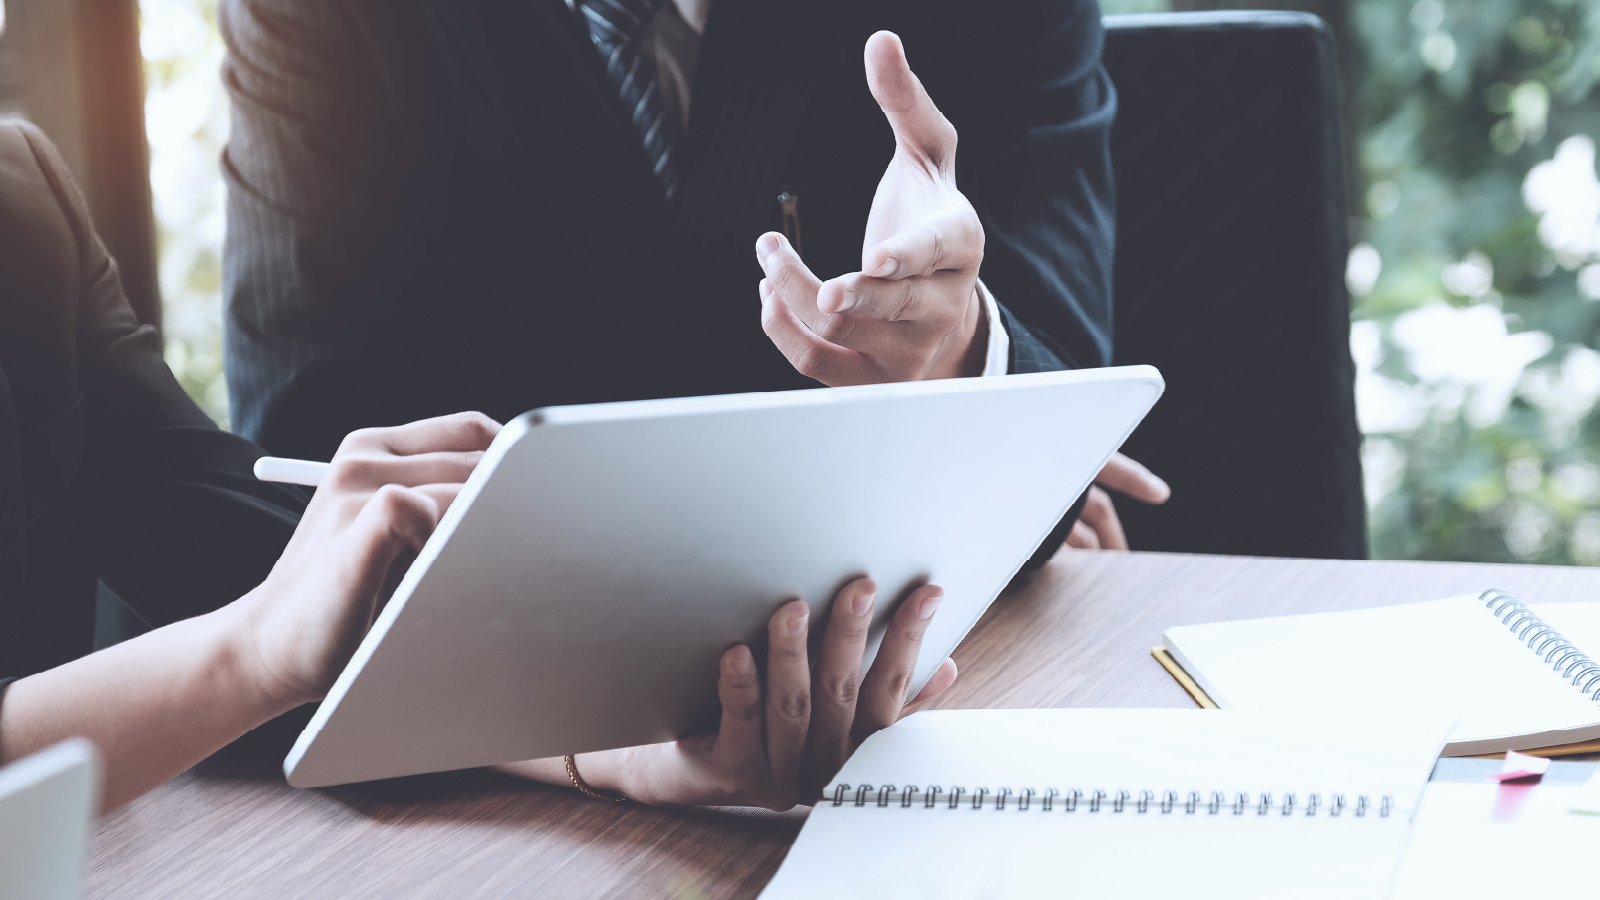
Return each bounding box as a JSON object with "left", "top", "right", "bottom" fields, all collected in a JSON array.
[
  {"left": 760, "top": 708, "right": 1453, "bottom": 900},
  {"left": 1160, "top": 591, "right": 1600, "bottom": 756}
]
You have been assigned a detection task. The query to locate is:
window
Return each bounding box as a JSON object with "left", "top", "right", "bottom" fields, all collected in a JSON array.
[{"left": 141, "top": 0, "right": 229, "bottom": 424}]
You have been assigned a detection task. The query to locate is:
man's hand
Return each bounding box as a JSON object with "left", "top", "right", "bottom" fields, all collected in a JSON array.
[
  {"left": 757, "top": 31, "right": 986, "bottom": 385},
  {"left": 1066, "top": 453, "right": 1171, "bottom": 551}
]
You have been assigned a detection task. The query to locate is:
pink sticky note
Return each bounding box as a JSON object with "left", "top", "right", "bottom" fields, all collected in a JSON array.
[{"left": 1493, "top": 750, "right": 1551, "bottom": 782}]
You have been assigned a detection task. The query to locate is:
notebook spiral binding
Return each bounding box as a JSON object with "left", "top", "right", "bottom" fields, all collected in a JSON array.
[
  {"left": 1482, "top": 589, "right": 1600, "bottom": 701},
  {"left": 824, "top": 784, "right": 1395, "bottom": 817}
]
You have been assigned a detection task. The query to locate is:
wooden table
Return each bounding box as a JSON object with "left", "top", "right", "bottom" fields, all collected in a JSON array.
[{"left": 87, "top": 552, "right": 1600, "bottom": 899}]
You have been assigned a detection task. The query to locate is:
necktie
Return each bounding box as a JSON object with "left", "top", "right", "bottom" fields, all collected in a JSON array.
[{"left": 578, "top": 0, "right": 684, "bottom": 201}]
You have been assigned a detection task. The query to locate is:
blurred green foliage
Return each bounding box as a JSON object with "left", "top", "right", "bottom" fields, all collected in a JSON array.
[{"left": 1352, "top": 0, "right": 1600, "bottom": 565}]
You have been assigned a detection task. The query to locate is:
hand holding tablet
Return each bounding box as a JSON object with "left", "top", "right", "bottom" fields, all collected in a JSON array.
[{"left": 504, "top": 577, "right": 958, "bottom": 808}]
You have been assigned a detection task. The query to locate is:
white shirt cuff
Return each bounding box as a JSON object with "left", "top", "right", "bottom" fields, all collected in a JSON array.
[{"left": 977, "top": 280, "right": 1010, "bottom": 376}]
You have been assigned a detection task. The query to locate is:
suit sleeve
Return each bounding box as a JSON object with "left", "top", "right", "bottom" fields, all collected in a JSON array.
[
  {"left": 219, "top": 0, "right": 421, "bottom": 457},
  {"left": 15, "top": 123, "right": 309, "bottom": 635},
  {"left": 961, "top": 0, "right": 1116, "bottom": 373}
]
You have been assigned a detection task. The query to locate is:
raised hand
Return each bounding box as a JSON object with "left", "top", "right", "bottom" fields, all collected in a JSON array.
[{"left": 757, "top": 31, "right": 987, "bottom": 385}]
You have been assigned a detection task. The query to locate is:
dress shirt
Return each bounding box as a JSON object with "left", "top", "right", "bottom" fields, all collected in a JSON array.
[{"left": 565, "top": 0, "right": 1011, "bottom": 376}]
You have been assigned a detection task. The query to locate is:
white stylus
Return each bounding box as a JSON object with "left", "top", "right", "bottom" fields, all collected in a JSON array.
[{"left": 253, "top": 456, "right": 330, "bottom": 487}]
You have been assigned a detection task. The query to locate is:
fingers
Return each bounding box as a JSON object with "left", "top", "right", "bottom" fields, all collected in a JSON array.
[
  {"left": 757, "top": 234, "right": 880, "bottom": 386},
  {"left": 1095, "top": 452, "right": 1171, "bottom": 504},
  {"left": 756, "top": 232, "right": 824, "bottom": 325},
  {"left": 764, "top": 600, "right": 813, "bottom": 789},
  {"left": 342, "top": 411, "right": 502, "bottom": 457},
  {"left": 806, "top": 577, "right": 877, "bottom": 777},
  {"left": 907, "top": 657, "right": 958, "bottom": 707},
  {"left": 1066, "top": 519, "right": 1100, "bottom": 550},
  {"left": 326, "top": 450, "right": 486, "bottom": 492},
  {"left": 863, "top": 31, "right": 957, "bottom": 175},
  {"left": 842, "top": 207, "right": 982, "bottom": 296},
  {"left": 817, "top": 268, "right": 973, "bottom": 325},
  {"left": 855, "top": 584, "right": 942, "bottom": 736},
  {"left": 1078, "top": 486, "right": 1127, "bottom": 551},
  {"left": 410, "top": 482, "right": 465, "bottom": 516},
  {"left": 713, "top": 645, "right": 765, "bottom": 774},
  {"left": 760, "top": 281, "right": 874, "bottom": 385},
  {"left": 335, "top": 484, "right": 444, "bottom": 608}
]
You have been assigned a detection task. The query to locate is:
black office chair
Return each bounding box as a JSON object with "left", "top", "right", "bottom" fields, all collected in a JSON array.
[{"left": 1102, "top": 11, "right": 1365, "bottom": 559}]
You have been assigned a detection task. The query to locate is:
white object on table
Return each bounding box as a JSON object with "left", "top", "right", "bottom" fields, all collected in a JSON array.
[
  {"left": 0, "top": 738, "right": 100, "bottom": 900},
  {"left": 1163, "top": 595, "right": 1600, "bottom": 755},
  {"left": 762, "top": 708, "right": 1453, "bottom": 900}
]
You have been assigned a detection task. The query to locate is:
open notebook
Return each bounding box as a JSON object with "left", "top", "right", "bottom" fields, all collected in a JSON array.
[
  {"left": 1160, "top": 591, "right": 1600, "bottom": 756},
  {"left": 760, "top": 709, "right": 1452, "bottom": 900}
]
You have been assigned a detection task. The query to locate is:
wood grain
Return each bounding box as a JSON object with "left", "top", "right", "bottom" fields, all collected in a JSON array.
[{"left": 86, "top": 552, "right": 1600, "bottom": 899}]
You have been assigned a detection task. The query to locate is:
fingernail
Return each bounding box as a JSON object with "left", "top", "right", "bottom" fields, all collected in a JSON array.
[
  {"left": 840, "top": 289, "right": 858, "bottom": 312},
  {"left": 758, "top": 234, "right": 781, "bottom": 267},
  {"left": 730, "top": 646, "right": 754, "bottom": 674},
  {"left": 852, "top": 590, "right": 876, "bottom": 617},
  {"left": 871, "top": 257, "right": 899, "bottom": 278},
  {"left": 788, "top": 608, "right": 808, "bottom": 637},
  {"left": 759, "top": 278, "right": 771, "bottom": 299},
  {"left": 919, "top": 593, "right": 942, "bottom": 620}
]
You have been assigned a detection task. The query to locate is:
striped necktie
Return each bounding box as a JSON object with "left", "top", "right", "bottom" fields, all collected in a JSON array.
[{"left": 578, "top": 0, "right": 684, "bottom": 201}]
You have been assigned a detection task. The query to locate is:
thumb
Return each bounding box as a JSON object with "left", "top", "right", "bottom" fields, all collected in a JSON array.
[{"left": 864, "top": 31, "right": 957, "bottom": 175}]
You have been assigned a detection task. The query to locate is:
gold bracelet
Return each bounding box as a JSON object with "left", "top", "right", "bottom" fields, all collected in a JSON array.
[{"left": 563, "top": 754, "right": 627, "bottom": 802}]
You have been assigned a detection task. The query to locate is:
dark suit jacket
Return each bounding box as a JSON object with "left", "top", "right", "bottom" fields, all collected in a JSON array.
[
  {"left": 221, "top": 0, "right": 1116, "bottom": 460},
  {"left": 0, "top": 122, "right": 306, "bottom": 688}
]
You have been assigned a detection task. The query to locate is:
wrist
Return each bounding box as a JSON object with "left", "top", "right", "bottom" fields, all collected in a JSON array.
[
  {"left": 575, "top": 747, "right": 651, "bottom": 803},
  {"left": 217, "top": 590, "right": 316, "bottom": 716},
  {"left": 930, "top": 283, "right": 986, "bottom": 379}
]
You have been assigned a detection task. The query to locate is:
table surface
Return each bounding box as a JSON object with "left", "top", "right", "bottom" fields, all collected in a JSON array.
[{"left": 87, "top": 551, "right": 1600, "bottom": 899}]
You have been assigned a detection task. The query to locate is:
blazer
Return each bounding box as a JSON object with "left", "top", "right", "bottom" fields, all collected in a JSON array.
[
  {"left": 0, "top": 122, "right": 306, "bottom": 689},
  {"left": 220, "top": 0, "right": 1117, "bottom": 460}
]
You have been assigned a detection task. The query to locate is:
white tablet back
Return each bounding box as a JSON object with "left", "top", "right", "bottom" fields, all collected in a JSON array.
[
  {"left": 0, "top": 739, "right": 99, "bottom": 900},
  {"left": 286, "top": 368, "right": 1163, "bottom": 787}
]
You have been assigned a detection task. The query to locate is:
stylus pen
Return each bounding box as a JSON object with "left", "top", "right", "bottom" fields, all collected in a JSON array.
[{"left": 254, "top": 456, "right": 330, "bottom": 487}]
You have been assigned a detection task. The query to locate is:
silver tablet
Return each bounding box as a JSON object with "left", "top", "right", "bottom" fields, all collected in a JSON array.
[{"left": 285, "top": 367, "right": 1163, "bottom": 787}]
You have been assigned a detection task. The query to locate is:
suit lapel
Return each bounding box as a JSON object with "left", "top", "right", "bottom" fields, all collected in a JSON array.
[
  {"left": 409, "top": 0, "right": 670, "bottom": 217},
  {"left": 524, "top": 0, "right": 654, "bottom": 175}
]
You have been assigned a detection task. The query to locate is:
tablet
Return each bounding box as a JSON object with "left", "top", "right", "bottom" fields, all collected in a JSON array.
[{"left": 285, "top": 367, "right": 1163, "bottom": 787}]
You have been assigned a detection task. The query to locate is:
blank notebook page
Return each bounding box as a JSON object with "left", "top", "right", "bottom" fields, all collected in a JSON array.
[
  {"left": 1530, "top": 602, "right": 1600, "bottom": 658},
  {"left": 1391, "top": 781, "right": 1600, "bottom": 897},
  {"left": 759, "top": 709, "right": 1451, "bottom": 900},
  {"left": 1165, "top": 597, "right": 1600, "bottom": 750}
]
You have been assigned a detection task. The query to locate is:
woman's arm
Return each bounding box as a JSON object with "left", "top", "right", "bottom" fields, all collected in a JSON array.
[
  {"left": 0, "top": 412, "right": 501, "bottom": 812},
  {"left": 0, "top": 603, "right": 290, "bottom": 812},
  {"left": 0, "top": 402, "right": 954, "bottom": 813}
]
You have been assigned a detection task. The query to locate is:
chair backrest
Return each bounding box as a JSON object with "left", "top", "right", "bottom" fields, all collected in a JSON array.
[{"left": 1102, "top": 11, "right": 1366, "bottom": 559}]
